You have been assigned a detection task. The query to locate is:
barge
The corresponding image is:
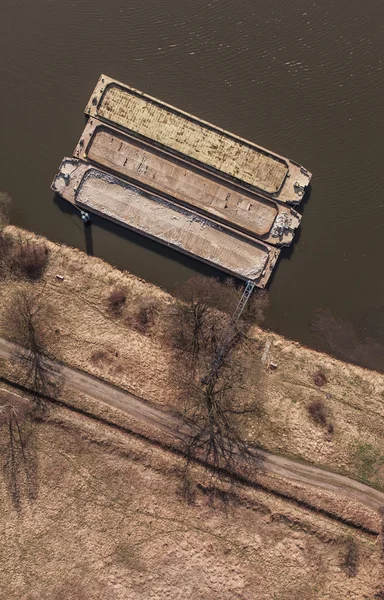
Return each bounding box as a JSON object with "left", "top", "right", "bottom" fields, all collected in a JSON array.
[
  {"left": 51, "top": 159, "right": 279, "bottom": 286},
  {"left": 74, "top": 119, "right": 301, "bottom": 246},
  {"left": 85, "top": 75, "right": 311, "bottom": 204}
]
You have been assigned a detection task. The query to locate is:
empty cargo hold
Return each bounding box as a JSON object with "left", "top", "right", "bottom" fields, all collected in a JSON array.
[
  {"left": 51, "top": 159, "right": 280, "bottom": 286},
  {"left": 86, "top": 75, "right": 311, "bottom": 204},
  {"left": 75, "top": 120, "right": 301, "bottom": 246}
]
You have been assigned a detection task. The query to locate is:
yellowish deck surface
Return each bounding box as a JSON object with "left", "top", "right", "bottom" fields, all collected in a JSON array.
[
  {"left": 85, "top": 76, "right": 313, "bottom": 203},
  {"left": 96, "top": 85, "right": 287, "bottom": 195}
]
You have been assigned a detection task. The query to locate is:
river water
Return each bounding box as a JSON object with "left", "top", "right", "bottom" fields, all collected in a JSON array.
[{"left": 1, "top": 0, "right": 383, "bottom": 366}]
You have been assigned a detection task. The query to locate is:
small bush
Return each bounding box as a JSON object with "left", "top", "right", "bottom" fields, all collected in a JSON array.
[
  {"left": 127, "top": 296, "right": 158, "bottom": 333},
  {"left": 374, "top": 591, "right": 384, "bottom": 599},
  {"left": 341, "top": 537, "right": 359, "bottom": 577},
  {"left": 107, "top": 287, "right": 126, "bottom": 313},
  {"left": 90, "top": 350, "right": 113, "bottom": 366},
  {"left": 313, "top": 368, "right": 327, "bottom": 387},
  {"left": 307, "top": 398, "right": 328, "bottom": 427},
  {"left": 13, "top": 241, "right": 49, "bottom": 280},
  {"left": 136, "top": 297, "right": 157, "bottom": 331}
]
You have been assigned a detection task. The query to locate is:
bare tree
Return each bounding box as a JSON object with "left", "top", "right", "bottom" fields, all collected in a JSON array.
[
  {"left": 177, "top": 319, "right": 263, "bottom": 487},
  {"left": 4, "top": 288, "right": 54, "bottom": 398},
  {"left": 171, "top": 276, "right": 236, "bottom": 359},
  {"left": 169, "top": 276, "right": 267, "bottom": 488},
  {"left": 171, "top": 276, "right": 269, "bottom": 357}
]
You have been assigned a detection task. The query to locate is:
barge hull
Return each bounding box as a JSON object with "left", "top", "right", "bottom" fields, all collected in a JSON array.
[
  {"left": 52, "top": 159, "right": 279, "bottom": 286},
  {"left": 85, "top": 75, "right": 312, "bottom": 204},
  {"left": 74, "top": 119, "right": 301, "bottom": 246}
]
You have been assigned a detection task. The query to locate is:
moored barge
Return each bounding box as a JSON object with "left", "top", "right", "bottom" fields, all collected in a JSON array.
[
  {"left": 85, "top": 75, "right": 311, "bottom": 204},
  {"left": 74, "top": 119, "right": 301, "bottom": 246},
  {"left": 51, "top": 159, "right": 279, "bottom": 287}
]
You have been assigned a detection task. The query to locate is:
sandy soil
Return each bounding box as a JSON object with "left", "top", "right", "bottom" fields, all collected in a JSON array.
[{"left": 0, "top": 384, "right": 383, "bottom": 600}]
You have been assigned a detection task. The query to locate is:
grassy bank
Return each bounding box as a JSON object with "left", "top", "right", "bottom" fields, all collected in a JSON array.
[{"left": 0, "top": 225, "right": 384, "bottom": 493}]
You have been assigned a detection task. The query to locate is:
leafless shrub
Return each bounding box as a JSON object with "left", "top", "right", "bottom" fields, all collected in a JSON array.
[
  {"left": 13, "top": 241, "right": 49, "bottom": 280},
  {"left": 341, "top": 537, "right": 359, "bottom": 577},
  {"left": 90, "top": 350, "right": 114, "bottom": 366},
  {"left": 129, "top": 296, "right": 158, "bottom": 333},
  {"left": 0, "top": 193, "right": 13, "bottom": 278},
  {"left": 137, "top": 296, "right": 157, "bottom": 328},
  {"left": 374, "top": 591, "right": 384, "bottom": 599},
  {"left": 313, "top": 368, "right": 327, "bottom": 387},
  {"left": 378, "top": 506, "right": 384, "bottom": 558},
  {"left": 107, "top": 286, "right": 126, "bottom": 314},
  {"left": 307, "top": 398, "right": 328, "bottom": 427}
]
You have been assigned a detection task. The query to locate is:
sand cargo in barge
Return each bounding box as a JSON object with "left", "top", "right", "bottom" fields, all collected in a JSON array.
[
  {"left": 52, "top": 159, "right": 279, "bottom": 287},
  {"left": 74, "top": 119, "right": 301, "bottom": 246},
  {"left": 85, "top": 75, "right": 312, "bottom": 204}
]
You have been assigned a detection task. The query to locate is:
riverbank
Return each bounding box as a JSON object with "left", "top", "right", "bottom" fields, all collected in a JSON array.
[
  {"left": 2, "top": 225, "right": 384, "bottom": 597},
  {"left": 0, "top": 225, "right": 383, "bottom": 493}
]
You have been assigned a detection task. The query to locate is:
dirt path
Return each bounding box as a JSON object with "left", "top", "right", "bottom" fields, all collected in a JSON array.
[{"left": 1, "top": 337, "right": 384, "bottom": 512}]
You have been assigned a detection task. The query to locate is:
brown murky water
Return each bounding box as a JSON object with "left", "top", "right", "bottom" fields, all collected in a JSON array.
[{"left": 1, "top": 0, "right": 383, "bottom": 364}]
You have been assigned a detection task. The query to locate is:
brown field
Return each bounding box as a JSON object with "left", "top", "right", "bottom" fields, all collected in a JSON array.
[
  {"left": 1, "top": 225, "right": 384, "bottom": 597},
  {"left": 0, "top": 383, "right": 382, "bottom": 600}
]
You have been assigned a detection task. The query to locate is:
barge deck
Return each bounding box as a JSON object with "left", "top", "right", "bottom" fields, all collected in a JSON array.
[
  {"left": 74, "top": 119, "right": 301, "bottom": 246},
  {"left": 51, "top": 159, "right": 279, "bottom": 286},
  {"left": 85, "top": 75, "right": 311, "bottom": 204}
]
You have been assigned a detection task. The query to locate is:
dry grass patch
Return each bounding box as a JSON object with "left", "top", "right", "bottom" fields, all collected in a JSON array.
[
  {"left": 0, "top": 393, "right": 380, "bottom": 600},
  {"left": 1, "top": 226, "right": 384, "bottom": 489}
]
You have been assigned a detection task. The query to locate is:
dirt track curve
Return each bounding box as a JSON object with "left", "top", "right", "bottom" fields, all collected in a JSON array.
[{"left": 1, "top": 337, "right": 384, "bottom": 512}]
